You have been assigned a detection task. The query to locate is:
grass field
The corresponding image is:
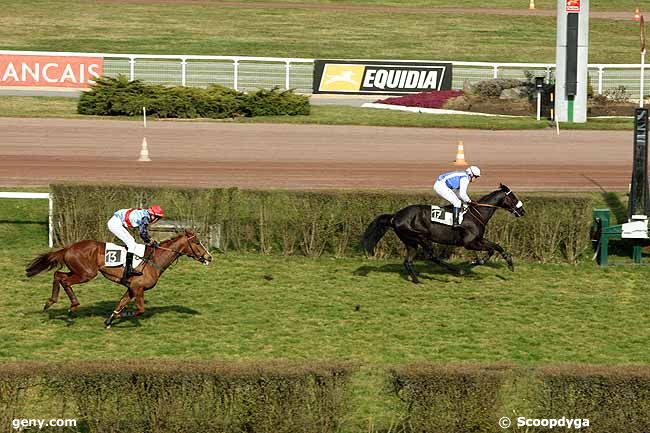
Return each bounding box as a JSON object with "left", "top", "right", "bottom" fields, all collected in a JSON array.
[
  {"left": 2, "top": 191, "right": 649, "bottom": 427},
  {"left": 1, "top": 1, "right": 643, "bottom": 63},
  {"left": 0, "top": 96, "right": 636, "bottom": 130},
  {"left": 2, "top": 195, "right": 648, "bottom": 366}
]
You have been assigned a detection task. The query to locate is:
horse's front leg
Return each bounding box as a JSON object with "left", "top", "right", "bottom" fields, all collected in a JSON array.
[
  {"left": 105, "top": 289, "right": 132, "bottom": 328},
  {"left": 466, "top": 238, "right": 514, "bottom": 271}
]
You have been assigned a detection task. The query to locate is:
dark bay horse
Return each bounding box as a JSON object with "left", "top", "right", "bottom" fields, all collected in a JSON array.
[
  {"left": 26, "top": 229, "right": 212, "bottom": 327},
  {"left": 361, "top": 184, "right": 526, "bottom": 283}
]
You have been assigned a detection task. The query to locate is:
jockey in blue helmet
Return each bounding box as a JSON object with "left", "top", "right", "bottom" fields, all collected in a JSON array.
[{"left": 433, "top": 166, "right": 481, "bottom": 228}]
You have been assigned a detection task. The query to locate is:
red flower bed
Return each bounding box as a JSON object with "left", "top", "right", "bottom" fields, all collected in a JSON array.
[{"left": 377, "top": 90, "right": 464, "bottom": 109}]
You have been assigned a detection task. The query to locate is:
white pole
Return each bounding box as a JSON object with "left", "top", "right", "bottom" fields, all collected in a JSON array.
[
  {"left": 536, "top": 91, "right": 542, "bottom": 121},
  {"left": 641, "top": 49, "right": 646, "bottom": 108},
  {"left": 48, "top": 194, "right": 53, "bottom": 248},
  {"left": 143, "top": 106, "right": 147, "bottom": 128}
]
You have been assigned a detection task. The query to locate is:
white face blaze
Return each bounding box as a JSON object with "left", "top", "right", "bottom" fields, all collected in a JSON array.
[{"left": 515, "top": 200, "right": 523, "bottom": 209}]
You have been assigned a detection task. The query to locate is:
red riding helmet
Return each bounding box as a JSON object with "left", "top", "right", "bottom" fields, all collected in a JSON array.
[{"left": 148, "top": 204, "right": 165, "bottom": 218}]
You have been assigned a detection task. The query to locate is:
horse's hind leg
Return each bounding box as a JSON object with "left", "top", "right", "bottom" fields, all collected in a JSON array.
[
  {"left": 43, "top": 272, "right": 64, "bottom": 310},
  {"left": 403, "top": 244, "right": 421, "bottom": 284},
  {"left": 57, "top": 270, "right": 97, "bottom": 312},
  {"left": 423, "top": 245, "right": 463, "bottom": 275}
]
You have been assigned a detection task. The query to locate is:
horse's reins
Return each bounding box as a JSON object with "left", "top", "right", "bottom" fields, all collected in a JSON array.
[{"left": 140, "top": 234, "right": 204, "bottom": 271}]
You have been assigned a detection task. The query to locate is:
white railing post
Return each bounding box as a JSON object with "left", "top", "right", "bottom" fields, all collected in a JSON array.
[
  {"left": 181, "top": 58, "right": 187, "bottom": 86},
  {"left": 493, "top": 65, "right": 499, "bottom": 79},
  {"left": 129, "top": 57, "right": 136, "bottom": 81},
  {"left": 598, "top": 66, "right": 604, "bottom": 95},
  {"left": 233, "top": 59, "right": 239, "bottom": 91},
  {"left": 285, "top": 61, "right": 291, "bottom": 90},
  {"left": 48, "top": 194, "right": 53, "bottom": 247}
]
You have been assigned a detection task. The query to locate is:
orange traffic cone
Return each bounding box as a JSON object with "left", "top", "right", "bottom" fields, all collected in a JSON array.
[
  {"left": 453, "top": 140, "right": 467, "bottom": 166},
  {"left": 529, "top": 0, "right": 535, "bottom": 10},
  {"left": 635, "top": 7, "right": 641, "bottom": 21},
  {"left": 138, "top": 136, "right": 151, "bottom": 162}
]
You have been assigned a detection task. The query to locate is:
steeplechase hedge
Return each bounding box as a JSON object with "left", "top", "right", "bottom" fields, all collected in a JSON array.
[
  {"left": 3, "top": 362, "right": 650, "bottom": 433},
  {"left": 77, "top": 75, "right": 310, "bottom": 118},
  {"left": 50, "top": 184, "right": 595, "bottom": 263},
  {"left": 387, "top": 363, "right": 650, "bottom": 433},
  {"left": 1, "top": 360, "right": 353, "bottom": 433}
]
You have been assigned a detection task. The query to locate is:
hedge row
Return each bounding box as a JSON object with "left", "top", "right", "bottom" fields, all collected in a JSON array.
[
  {"left": 50, "top": 184, "right": 595, "bottom": 263},
  {"left": 77, "top": 75, "right": 310, "bottom": 118},
  {"left": 1, "top": 360, "right": 352, "bottom": 433},
  {"left": 3, "top": 362, "right": 650, "bottom": 433},
  {"left": 389, "top": 363, "right": 650, "bottom": 433}
]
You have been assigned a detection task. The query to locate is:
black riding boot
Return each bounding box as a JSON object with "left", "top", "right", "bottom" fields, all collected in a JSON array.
[
  {"left": 452, "top": 207, "right": 461, "bottom": 229},
  {"left": 121, "top": 252, "right": 142, "bottom": 284}
]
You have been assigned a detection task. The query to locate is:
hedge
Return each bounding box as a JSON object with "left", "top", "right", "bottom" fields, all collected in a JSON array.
[
  {"left": 388, "top": 363, "right": 511, "bottom": 433},
  {"left": 388, "top": 363, "right": 650, "bottom": 433},
  {"left": 1, "top": 360, "right": 353, "bottom": 433},
  {"left": 3, "top": 362, "right": 650, "bottom": 433},
  {"left": 50, "top": 184, "right": 595, "bottom": 263},
  {"left": 77, "top": 75, "right": 310, "bottom": 118}
]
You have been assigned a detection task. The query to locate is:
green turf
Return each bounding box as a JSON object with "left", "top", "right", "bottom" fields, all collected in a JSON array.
[
  {"left": 1, "top": 195, "right": 648, "bottom": 365},
  {"left": 0, "top": 96, "right": 634, "bottom": 130},
  {"left": 0, "top": 1, "right": 643, "bottom": 63},
  {"left": 1, "top": 192, "right": 647, "bottom": 429}
]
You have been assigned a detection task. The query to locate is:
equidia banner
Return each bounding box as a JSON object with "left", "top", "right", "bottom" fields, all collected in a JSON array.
[
  {"left": 313, "top": 60, "right": 453, "bottom": 95},
  {"left": 0, "top": 55, "right": 103, "bottom": 88}
]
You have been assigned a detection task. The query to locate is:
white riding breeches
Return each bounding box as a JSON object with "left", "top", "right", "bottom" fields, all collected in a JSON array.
[
  {"left": 433, "top": 180, "right": 462, "bottom": 208},
  {"left": 107, "top": 216, "right": 137, "bottom": 252}
]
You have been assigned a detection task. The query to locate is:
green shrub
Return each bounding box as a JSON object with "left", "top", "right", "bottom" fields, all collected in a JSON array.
[
  {"left": 388, "top": 363, "right": 512, "bottom": 433},
  {"left": 50, "top": 184, "right": 595, "bottom": 263},
  {"left": 78, "top": 75, "right": 309, "bottom": 118},
  {"left": 42, "top": 360, "right": 353, "bottom": 433},
  {"left": 534, "top": 364, "right": 650, "bottom": 433},
  {"left": 471, "top": 79, "right": 525, "bottom": 98}
]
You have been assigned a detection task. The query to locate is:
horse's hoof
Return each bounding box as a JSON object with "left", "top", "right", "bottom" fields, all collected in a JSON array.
[
  {"left": 458, "top": 269, "right": 466, "bottom": 276},
  {"left": 508, "top": 264, "right": 515, "bottom": 272},
  {"left": 68, "top": 304, "right": 79, "bottom": 313},
  {"left": 105, "top": 324, "right": 112, "bottom": 329}
]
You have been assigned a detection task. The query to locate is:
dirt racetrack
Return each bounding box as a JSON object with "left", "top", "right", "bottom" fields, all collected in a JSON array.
[{"left": 0, "top": 118, "right": 634, "bottom": 192}]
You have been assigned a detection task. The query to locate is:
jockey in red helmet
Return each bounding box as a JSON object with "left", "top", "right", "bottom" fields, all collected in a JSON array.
[{"left": 107, "top": 204, "right": 165, "bottom": 283}]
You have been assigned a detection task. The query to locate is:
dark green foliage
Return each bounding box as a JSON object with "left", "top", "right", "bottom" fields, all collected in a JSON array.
[
  {"left": 534, "top": 364, "right": 650, "bottom": 433},
  {"left": 50, "top": 184, "right": 595, "bottom": 263},
  {"left": 388, "top": 363, "right": 512, "bottom": 433},
  {"left": 77, "top": 75, "right": 309, "bottom": 118},
  {"left": 471, "top": 79, "right": 526, "bottom": 98},
  {"left": 2, "top": 360, "right": 352, "bottom": 433}
]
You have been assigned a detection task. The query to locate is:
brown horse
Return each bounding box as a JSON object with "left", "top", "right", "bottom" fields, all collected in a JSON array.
[{"left": 25, "top": 229, "right": 212, "bottom": 328}]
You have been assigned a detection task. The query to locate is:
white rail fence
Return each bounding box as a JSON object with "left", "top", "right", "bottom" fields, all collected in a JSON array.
[
  {"left": 2, "top": 50, "right": 649, "bottom": 98},
  {"left": 0, "top": 192, "right": 53, "bottom": 247}
]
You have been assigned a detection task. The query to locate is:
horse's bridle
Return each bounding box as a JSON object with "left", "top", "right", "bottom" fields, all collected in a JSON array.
[
  {"left": 468, "top": 190, "right": 524, "bottom": 223},
  {"left": 153, "top": 234, "right": 211, "bottom": 264}
]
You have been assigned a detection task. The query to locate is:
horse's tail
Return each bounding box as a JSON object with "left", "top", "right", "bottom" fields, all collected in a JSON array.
[
  {"left": 361, "top": 214, "right": 394, "bottom": 255},
  {"left": 25, "top": 248, "right": 66, "bottom": 277}
]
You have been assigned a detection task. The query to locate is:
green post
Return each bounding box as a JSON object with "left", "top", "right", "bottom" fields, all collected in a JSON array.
[
  {"left": 567, "top": 96, "right": 574, "bottom": 123},
  {"left": 633, "top": 245, "right": 643, "bottom": 263},
  {"left": 593, "top": 209, "right": 611, "bottom": 266}
]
